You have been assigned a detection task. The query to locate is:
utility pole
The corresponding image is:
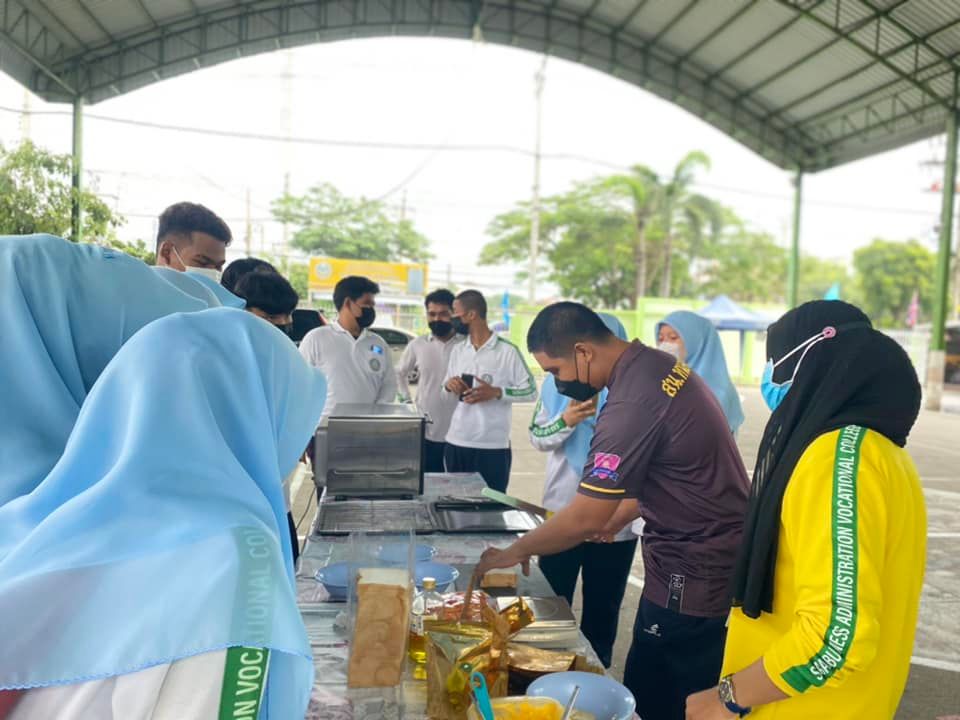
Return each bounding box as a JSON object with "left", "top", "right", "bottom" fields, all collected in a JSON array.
[
  {"left": 399, "top": 189, "right": 408, "bottom": 222},
  {"left": 19, "top": 88, "right": 31, "bottom": 142},
  {"left": 528, "top": 56, "right": 547, "bottom": 304}
]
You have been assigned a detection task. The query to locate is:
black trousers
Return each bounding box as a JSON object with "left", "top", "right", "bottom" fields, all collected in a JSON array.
[
  {"left": 286, "top": 511, "right": 300, "bottom": 565},
  {"left": 423, "top": 439, "right": 447, "bottom": 474},
  {"left": 538, "top": 538, "right": 638, "bottom": 668},
  {"left": 623, "top": 598, "right": 727, "bottom": 720},
  {"left": 443, "top": 444, "right": 512, "bottom": 493}
]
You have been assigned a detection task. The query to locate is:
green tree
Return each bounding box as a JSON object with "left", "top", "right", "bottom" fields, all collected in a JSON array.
[
  {"left": 852, "top": 239, "right": 935, "bottom": 327},
  {"left": 701, "top": 225, "right": 788, "bottom": 303},
  {"left": 0, "top": 140, "right": 121, "bottom": 241},
  {"left": 272, "top": 183, "right": 430, "bottom": 262},
  {"left": 799, "top": 255, "right": 849, "bottom": 303},
  {"left": 601, "top": 165, "right": 661, "bottom": 304}
]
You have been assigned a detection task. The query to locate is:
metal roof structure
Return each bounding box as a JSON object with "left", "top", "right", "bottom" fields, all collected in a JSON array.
[{"left": 1, "top": 0, "right": 960, "bottom": 172}]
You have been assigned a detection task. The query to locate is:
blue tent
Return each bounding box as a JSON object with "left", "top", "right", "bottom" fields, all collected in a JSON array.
[{"left": 697, "top": 295, "right": 773, "bottom": 378}]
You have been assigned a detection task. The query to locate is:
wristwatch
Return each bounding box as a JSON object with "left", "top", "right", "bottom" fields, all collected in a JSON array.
[{"left": 718, "top": 675, "right": 751, "bottom": 717}]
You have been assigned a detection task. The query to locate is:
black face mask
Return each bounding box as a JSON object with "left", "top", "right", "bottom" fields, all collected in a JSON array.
[
  {"left": 451, "top": 316, "right": 469, "bottom": 335},
  {"left": 429, "top": 320, "right": 453, "bottom": 337},
  {"left": 279, "top": 322, "right": 294, "bottom": 337},
  {"left": 555, "top": 353, "right": 596, "bottom": 402},
  {"left": 357, "top": 306, "right": 376, "bottom": 328}
]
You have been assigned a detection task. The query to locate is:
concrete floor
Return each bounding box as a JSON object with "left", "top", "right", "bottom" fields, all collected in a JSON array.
[{"left": 294, "top": 387, "right": 960, "bottom": 719}]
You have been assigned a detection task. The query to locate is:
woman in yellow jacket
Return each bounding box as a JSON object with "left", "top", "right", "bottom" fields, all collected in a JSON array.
[{"left": 686, "top": 301, "right": 925, "bottom": 720}]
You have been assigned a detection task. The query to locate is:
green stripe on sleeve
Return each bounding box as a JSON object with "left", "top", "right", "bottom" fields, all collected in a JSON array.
[
  {"left": 219, "top": 647, "right": 270, "bottom": 719},
  {"left": 500, "top": 337, "right": 537, "bottom": 397},
  {"left": 781, "top": 425, "right": 866, "bottom": 694}
]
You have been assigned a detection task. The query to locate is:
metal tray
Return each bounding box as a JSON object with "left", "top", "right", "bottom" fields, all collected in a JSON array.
[
  {"left": 429, "top": 498, "right": 543, "bottom": 534},
  {"left": 313, "top": 500, "right": 434, "bottom": 535}
]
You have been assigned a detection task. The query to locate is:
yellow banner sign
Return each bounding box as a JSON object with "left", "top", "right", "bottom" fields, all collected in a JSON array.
[{"left": 308, "top": 257, "right": 428, "bottom": 296}]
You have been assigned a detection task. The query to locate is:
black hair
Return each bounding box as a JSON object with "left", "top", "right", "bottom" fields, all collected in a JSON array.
[
  {"left": 156, "top": 202, "right": 232, "bottom": 250},
  {"left": 455, "top": 289, "right": 487, "bottom": 320},
  {"left": 234, "top": 271, "right": 299, "bottom": 316},
  {"left": 333, "top": 275, "right": 380, "bottom": 310},
  {"left": 220, "top": 257, "right": 277, "bottom": 293},
  {"left": 527, "top": 301, "right": 614, "bottom": 357},
  {"left": 424, "top": 288, "right": 455, "bottom": 309}
]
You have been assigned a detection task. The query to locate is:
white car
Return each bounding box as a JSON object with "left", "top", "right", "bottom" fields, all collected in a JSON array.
[{"left": 370, "top": 326, "right": 419, "bottom": 384}]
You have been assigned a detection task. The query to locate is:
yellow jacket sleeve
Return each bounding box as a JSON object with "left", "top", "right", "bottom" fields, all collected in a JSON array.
[{"left": 763, "top": 426, "right": 887, "bottom": 696}]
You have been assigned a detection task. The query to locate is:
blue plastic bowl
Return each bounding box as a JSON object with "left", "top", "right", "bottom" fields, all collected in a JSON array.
[
  {"left": 414, "top": 561, "right": 459, "bottom": 591},
  {"left": 527, "top": 671, "right": 635, "bottom": 720},
  {"left": 314, "top": 562, "right": 357, "bottom": 601},
  {"left": 377, "top": 543, "right": 437, "bottom": 565}
]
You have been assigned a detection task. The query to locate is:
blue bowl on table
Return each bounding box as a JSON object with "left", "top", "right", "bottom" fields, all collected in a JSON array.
[
  {"left": 377, "top": 543, "right": 437, "bottom": 565},
  {"left": 414, "top": 561, "right": 459, "bottom": 591},
  {"left": 314, "top": 562, "right": 357, "bottom": 602},
  {"left": 527, "top": 671, "right": 636, "bottom": 720}
]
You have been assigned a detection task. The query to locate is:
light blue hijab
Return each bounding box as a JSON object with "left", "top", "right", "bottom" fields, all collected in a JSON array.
[
  {"left": 0, "top": 308, "right": 326, "bottom": 719},
  {"left": 0, "top": 235, "right": 207, "bottom": 508},
  {"left": 657, "top": 310, "right": 745, "bottom": 434},
  {"left": 154, "top": 266, "right": 222, "bottom": 307},
  {"left": 539, "top": 313, "right": 629, "bottom": 473},
  {"left": 185, "top": 269, "right": 247, "bottom": 308}
]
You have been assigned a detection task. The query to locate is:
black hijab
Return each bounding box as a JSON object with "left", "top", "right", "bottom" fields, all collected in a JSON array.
[{"left": 730, "top": 300, "right": 921, "bottom": 618}]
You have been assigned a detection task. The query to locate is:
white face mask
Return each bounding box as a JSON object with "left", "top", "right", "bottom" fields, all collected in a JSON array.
[
  {"left": 658, "top": 341, "right": 682, "bottom": 360},
  {"left": 185, "top": 266, "right": 222, "bottom": 283},
  {"left": 172, "top": 246, "right": 221, "bottom": 283}
]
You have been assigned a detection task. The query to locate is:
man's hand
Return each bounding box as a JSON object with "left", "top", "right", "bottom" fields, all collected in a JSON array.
[
  {"left": 476, "top": 546, "right": 531, "bottom": 577},
  {"left": 445, "top": 376, "right": 469, "bottom": 395},
  {"left": 463, "top": 377, "right": 502, "bottom": 404},
  {"left": 561, "top": 397, "right": 598, "bottom": 428},
  {"left": 685, "top": 688, "right": 736, "bottom": 720}
]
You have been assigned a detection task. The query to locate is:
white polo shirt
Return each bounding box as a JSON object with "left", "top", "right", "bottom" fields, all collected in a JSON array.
[
  {"left": 299, "top": 319, "right": 398, "bottom": 420},
  {"left": 396, "top": 333, "right": 465, "bottom": 442},
  {"left": 444, "top": 333, "right": 538, "bottom": 450}
]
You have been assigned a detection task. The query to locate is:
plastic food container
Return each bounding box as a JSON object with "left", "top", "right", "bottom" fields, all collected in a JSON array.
[{"left": 466, "top": 696, "right": 564, "bottom": 720}]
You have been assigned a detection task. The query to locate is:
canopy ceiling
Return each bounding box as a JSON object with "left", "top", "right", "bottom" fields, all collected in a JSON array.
[{"left": 2, "top": 0, "right": 959, "bottom": 171}]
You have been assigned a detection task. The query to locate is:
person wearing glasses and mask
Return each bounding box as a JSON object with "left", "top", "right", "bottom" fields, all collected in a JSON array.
[
  {"left": 153, "top": 201, "right": 245, "bottom": 308},
  {"left": 299, "top": 276, "right": 397, "bottom": 422}
]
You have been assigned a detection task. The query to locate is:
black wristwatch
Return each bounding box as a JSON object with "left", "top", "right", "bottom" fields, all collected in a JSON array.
[{"left": 718, "top": 675, "right": 751, "bottom": 717}]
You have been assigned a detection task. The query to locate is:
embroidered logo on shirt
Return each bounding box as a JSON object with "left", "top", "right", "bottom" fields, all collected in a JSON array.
[
  {"left": 589, "top": 452, "right": 622, "bottom": 482},
  {"left": 661, "top": 361, "right": 692, "bottom": 398},
  {"left": 481, "top": 373, "right": 493, "bottom": 384},
  {"left": 369, "top": 358, "right": 382, "bottom": 372},
  {"left": 371, "top": 344, "right": 384, "bottom": 355}
]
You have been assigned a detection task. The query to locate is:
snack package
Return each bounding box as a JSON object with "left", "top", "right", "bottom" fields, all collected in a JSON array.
[
  {"left": 436, "top": 591, "right": 498, "bottom": 625},
  {"left": 505, "top": 645, "right": 575, "bottom": 695},
  {"left": 425, "top": 600, "right": 534, "bottom": 719},
  {"left": 347, "top": 568, "right": 411, "bottom": 688}
]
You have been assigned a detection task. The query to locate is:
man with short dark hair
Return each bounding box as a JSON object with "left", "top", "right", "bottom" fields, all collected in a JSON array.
[
  {"left": 221, "top": 257, "right": 277, "bottom": 294},
  {"left": 154, "top": 202, "right": 232, "bottom": 275},
  {"left": 396, "top": 289, "right": 465, "bottom": 473},
  {"left": 299, "top": 276, "right": 396, "bottom": 421},
  {"left": 234, "top": 271, "right": 299, "bottom": 331},
  {"left": 476, "top": 301, "right": 750, "bottom": 720},
  {"left": 442, "top": 289, "right": 537, "bottom": 491}
]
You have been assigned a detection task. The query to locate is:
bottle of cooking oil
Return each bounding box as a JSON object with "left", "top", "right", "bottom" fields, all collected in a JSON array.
[{"left": 409, "top": 577, "right": 444, "bottom": 667}]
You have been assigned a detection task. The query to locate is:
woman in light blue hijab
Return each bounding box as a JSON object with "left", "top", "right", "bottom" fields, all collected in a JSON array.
[
  {"left": 0, "top": 234, "right": 209, "bottom": 509},
  {"left": 0, "top": 308, "right": 326, "bottom": 719},
  {"left": 656, "top": 310, "right": 745, "bottom": 435},
  {"left": 528, "top": 312, "right": 636, "bottom": 668}
]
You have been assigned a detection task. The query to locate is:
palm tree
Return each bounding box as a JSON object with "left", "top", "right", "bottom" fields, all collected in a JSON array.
[
  {"left": 603, "top": 165, "right": 662, "bottom": 305},
  {"left": 658, "top": 151, "right": 719, "bottom": 297}
]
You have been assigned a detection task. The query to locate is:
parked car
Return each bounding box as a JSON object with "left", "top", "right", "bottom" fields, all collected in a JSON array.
[{"left": 371, "top": 326, "right": 420, "bottom": 384}]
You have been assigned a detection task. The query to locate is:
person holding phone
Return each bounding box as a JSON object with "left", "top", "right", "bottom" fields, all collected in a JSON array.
[
  {"left": 442, "top": 290, "right": 538, "bottom": 492},
  {"left": 529, "top": 312, "right": 637, "bottom": 668}
]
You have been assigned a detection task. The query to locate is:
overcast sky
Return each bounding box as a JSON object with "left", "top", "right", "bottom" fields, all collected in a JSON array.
[{"left": 0, "top": 37, "right": 949, "bottom": 295}]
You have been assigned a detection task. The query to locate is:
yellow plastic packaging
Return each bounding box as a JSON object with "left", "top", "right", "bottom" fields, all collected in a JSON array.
[{"left": 465, "top": 696, "right": 563, "bottom": 720}]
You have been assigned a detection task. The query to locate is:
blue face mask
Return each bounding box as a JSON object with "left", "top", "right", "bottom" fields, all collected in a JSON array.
[{"left": 761, "top": 326, "right": 838, "bottom": 412}]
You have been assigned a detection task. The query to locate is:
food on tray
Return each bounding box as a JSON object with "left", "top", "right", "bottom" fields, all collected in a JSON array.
[
  {"left": 481, "top": 570, "right": 517, "bottom": 589},
  {"left": 347, "top": 568, "right": 411, "bottom": 688}
]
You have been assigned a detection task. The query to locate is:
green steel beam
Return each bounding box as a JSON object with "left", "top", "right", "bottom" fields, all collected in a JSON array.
[
  {"left": 933, "top": 101, "right": 957, "bottom": 354},
  {"left": 788, "top": 169, "right": 803, "bottom": 308},
  {"left": 647, "top": 0, "right": 698, "bottom": 46},
  {"left": 71, "top": 96, "right": 83, "bottom": 243},
  {"left": 675, "top": 0, "right": 760, "bottom": 63}
]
